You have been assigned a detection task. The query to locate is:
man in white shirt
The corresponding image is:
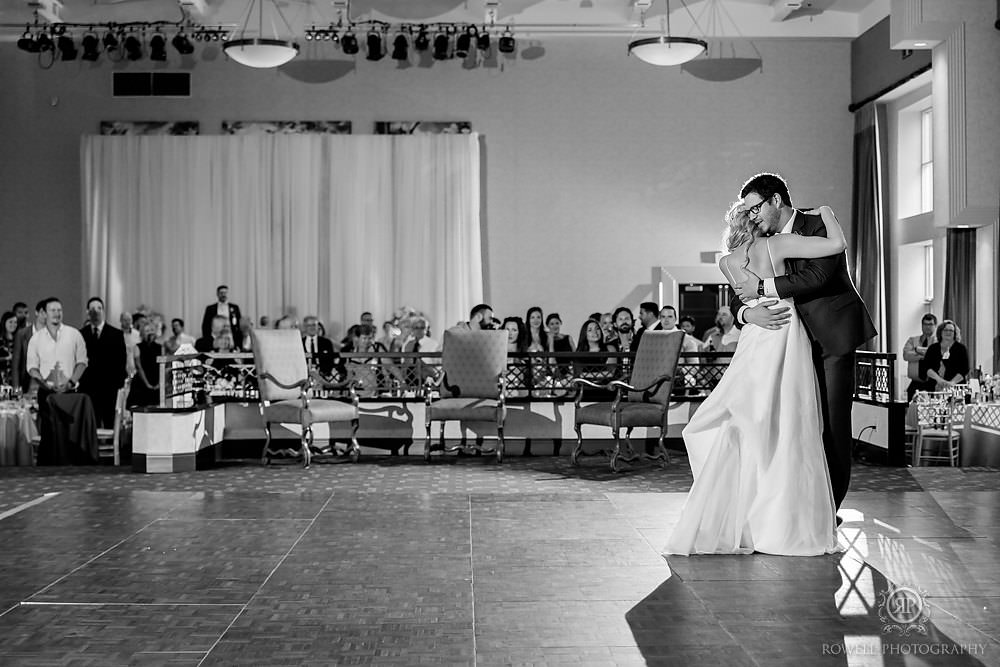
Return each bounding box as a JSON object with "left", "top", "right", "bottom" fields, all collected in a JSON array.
[
  {"left": 403, "top": 316, "right": 440, "bottom": 384},
  {"left": 702, "top": 306, "right": 741, "bottom": 353},
  {"left": 301, "top": 315, "right": 341, "bottom": 379},
  {"left": 164, "top": 318, "right": 196, "bottom": 355},
  {"left": 27, "top": 297, "right": 88, "bottom": 392},
  {"left": 659, "top": 305, "right": 702, "bottom": 394}
]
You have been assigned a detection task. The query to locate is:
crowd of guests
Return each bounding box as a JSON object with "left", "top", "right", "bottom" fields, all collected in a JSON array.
[
  {"left": 902, "top": 312, "right": 972, "bottom": 402},
  {"left": 0, "top": 287, "right": 749, "bottom": 416}
]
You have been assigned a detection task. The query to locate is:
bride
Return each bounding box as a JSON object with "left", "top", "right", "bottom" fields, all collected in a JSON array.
[{"left": 663, "top": 202, "right": 846, "bottom": 557}]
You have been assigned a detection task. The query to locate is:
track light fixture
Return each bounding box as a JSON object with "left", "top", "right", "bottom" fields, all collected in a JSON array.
[
  {"left": 81, "top": 33, "right": 101, "bottom": 61},
  {"left": 57, "top": 34, "right": 78, "bottom": 60},
  {"left": 149, "top": 33, "right": 167, "bottom": 61},
  {"left": 17, "top": 29, "right": 39, "bottom": 53},
  {"left": 36, "top": 32, "right": 54, "bottom": 53},
  {"left": 498, "top": 29, "right": 515, "bottom": 54},
  {"left": 391, "top": 33, "right": 408, "bottom": 61},
  {"left": 123, "top": 34, "right": 143, "bottom": 60},
  {"left": 432, "top": 29, "right": 449, "bottom": 60},
  {"left": 102, "top": 30, "right": 119, "bottom": 51},
  {"left": 341, "top": 30, "right": 358, "bottom": 54},
  {"left": 477, "top": 29, "right": 490, "bottom": 52},
  {"left": 172, "top": 32, "right": 194, "bottom": 54},
  {"left": 414, "top": 26, "right": 430, "bottom": 51},
  {"left": 366, "top": 30, "right": 383, "bottom": 60},
  {"left": 455, "top": 25, "right": 475, "bottom": 59}
]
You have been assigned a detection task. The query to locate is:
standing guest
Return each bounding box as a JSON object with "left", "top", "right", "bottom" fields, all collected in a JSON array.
[
  {"left": 574, "top": 319, "right": 619, "bottom": 380},
  {"left": 524, "top": 307, "right": 549, "bottom": 353},
  {"left": 599, "top": 312, "right": 616, "bottom": 346},
  {"left": 0, "top": 311, "right": 17, "bottom": 382},
  {"left": 502, "top": 317, "right": 528, "bottom": 353},
  {"left": 920, "top": 320, "right": 969, "bottom": 391},
  {"left": 632, "top": 301, "right": 662, "bottom": 356},
  {"left": 678, "top": 316, "right": 697, "bottom": 337},
  {"left": 301, "top": 315, "right": 342, "bottom": 379},
  {"left": 702, "top": 306, "right": 740, "bottom": 352},
  {"left": 79, "top": 297, "right": 127, "bottom": 428},
  {"left": 11, "top": 300, "right": 46, "bottom": 394},
  {"left": 659, "top": 306, "right": 702, "bottom": 355},
  {"left": 237, "top": 317, "right": 254, "bottom": 352},
  {"left": 378, "top": 320, "right": 402, "bottom": 352},
  {"left": 120, "top": 312, "right": 139, "bottom": 378},
  {"left": 11, "top": 302, "right": 29, "bottom": 330},
  {"left": 196, "top": 316, "right": 227, "bottom": 353},
  {"left": 128, "top": 322, "right": 162, "bottom": 408},
  {"left": 201, "top": 285, "right": 243, "bottom": 349},
  {"left": 546, "top": 313, "right": 575, "bottom": 353},
  {"left": 401, "top": 316, "right": 440, "bottom": 384},
  {"left": 903, "top": 313, "right": 938, "bottom": 401},
  {"left": 164, "top": 318, "right": 196, "bottom": 355}
]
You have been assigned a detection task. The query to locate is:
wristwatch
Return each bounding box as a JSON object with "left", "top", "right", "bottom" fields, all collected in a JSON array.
[{"left": 757, "top": 279, "right": 765, "bottom": 297}]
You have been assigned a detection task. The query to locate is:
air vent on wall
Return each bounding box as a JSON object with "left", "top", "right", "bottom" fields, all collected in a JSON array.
[{"left": 112, "top": 72, "right": 190, "bottom": 97}]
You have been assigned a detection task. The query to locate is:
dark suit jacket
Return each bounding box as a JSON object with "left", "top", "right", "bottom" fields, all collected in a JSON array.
[
  {"left": 303, "top": 335, "right": 342, "bottom": 377},
  {"left": 201, "top": 302, "right": 243, "bottom": 348},
  {"left": 79, "top": 323, "right": 127, "bottom": 393},
  {"left": 10, "top": 325, "right": 36, "bottom": 393},
  {"left": 631, "top": 321, "right": 662, "bottom": 357},
  {"left": 730, "top": 210, "right": 877, "bottom": 357}
]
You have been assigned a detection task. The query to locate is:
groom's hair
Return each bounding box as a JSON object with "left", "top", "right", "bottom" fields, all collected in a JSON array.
[{"left": 741, "top": 173, "right": 792, "bottom": 207}]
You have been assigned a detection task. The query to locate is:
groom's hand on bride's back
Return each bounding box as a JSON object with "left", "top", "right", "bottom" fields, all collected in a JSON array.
[{"left": 744, "top": 300, "right": 792, "bottom": 330}]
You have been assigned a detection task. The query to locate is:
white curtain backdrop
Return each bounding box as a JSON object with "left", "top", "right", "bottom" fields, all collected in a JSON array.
[{"left": 81, "top": 134, "right": 483, "bottom": 340}]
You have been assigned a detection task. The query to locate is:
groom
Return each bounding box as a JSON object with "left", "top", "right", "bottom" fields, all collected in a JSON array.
[{"left": 730, "top": 173, "right": 877, "bottom": 518}]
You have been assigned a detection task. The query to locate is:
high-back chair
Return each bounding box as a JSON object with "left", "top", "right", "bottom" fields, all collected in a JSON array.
[
  {"left": 252, "top": 329, "right": 360, "bottom": 467},
  {"left": 96, "top": 378, "right": 132, "bottom": 466},
  {"left": 571, "top": 330, "right": 684, "bottom": 472},
  {"left": 424, "top": 329, "right": 508, "bottom": 463},
  {"left": 912, "top": 390, "right": 962, "bottom": 466}
]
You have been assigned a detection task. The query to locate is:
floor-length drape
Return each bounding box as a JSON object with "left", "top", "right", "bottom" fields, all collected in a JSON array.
[
  {"left": 81, "top": 134, "right": 483, "bottom": 339},
  {"left": 943, "top": 228, "right": 977, "bottom": 369},
  {"left": 850, "top": 104, "right": 888, "bottom": 352}
]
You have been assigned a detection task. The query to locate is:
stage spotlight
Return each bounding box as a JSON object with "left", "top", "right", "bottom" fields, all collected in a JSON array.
[
  {"left": 172, "top": 32, "right": 194, "bottom": 54},
  {"left": 432, "top": 31, "right": 449, "bottom": 60},
  {"left": 36, "top": 33, "right": 54, "bottom": 52},
  {"left": 366, "top": 30, "right": 383, "bottom": 60},
  {"left": 123, "top": 34, "right": 143, "bottom": 60},
  {"left": 498, "top": 29, "right": 515, "bottom": 54},
  {"left": 391, "top": 33, "right": 408, "bottom": 60},
  {"left": 81, "top": 33, "right": 101, "bottom": 60},
  {"left": 17, "top": 30, "right": 39, "bottom": 53},
  {"left": 455, "top": 27, "right": 474, "bottom": 59},
  {"left": 103, "top": 31, "right": 119, "bottom": 51},
  {"left": 57, "top": 35, "right": 78, "bottom": 60},
  {"left": 477, "top": 29, "right": 490, "bottom": 51},
  {"left": 149, "top": 34, "right": 167, "bottom": 61},
  {"left": 414, "top": 27, "right": 429, "bottom": 51},
  {"left": 341, "top": 30, "right": 358, "bottom": 54}
]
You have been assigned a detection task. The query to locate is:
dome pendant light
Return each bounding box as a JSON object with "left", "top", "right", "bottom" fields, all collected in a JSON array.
[
  {"left": 628, "top": 0, "right": 707, "bottom": 67},
  {"left": 224, "top": 0, "right": 299, "bottom": 68}
]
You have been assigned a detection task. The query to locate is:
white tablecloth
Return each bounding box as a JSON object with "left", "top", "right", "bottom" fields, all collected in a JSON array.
[{"left": 0, "top": 402, "right": 38, "bottom": 466}]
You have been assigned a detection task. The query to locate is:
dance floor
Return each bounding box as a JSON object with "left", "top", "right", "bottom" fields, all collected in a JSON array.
[{"left": 1, "top": 456, "right": 998, "bottom": 666}]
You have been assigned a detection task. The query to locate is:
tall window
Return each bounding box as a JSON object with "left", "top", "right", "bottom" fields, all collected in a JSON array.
[{"left": 920, "top": 107, "right": 933, "bottom": 213}]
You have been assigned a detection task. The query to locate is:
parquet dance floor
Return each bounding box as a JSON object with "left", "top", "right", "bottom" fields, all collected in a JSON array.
[{"left": 1, "top": 457, "right": 998, "bottom": 665}]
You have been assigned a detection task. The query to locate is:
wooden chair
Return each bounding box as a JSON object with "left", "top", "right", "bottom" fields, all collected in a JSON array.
[
  {"left": 912, "top": 390, "right": 962, "bottom": 467},
  {"left": 424, "top": 329, "right": 508, "bottom": 463},
  {"left": 96, "top": 379, "right": 132, "bottom": 466},
  {"left": 252, "top": 329, "right": 360, "bottom": 468},
  {"left": 570, "top": 330, "right": 684, "bottom": 472}
]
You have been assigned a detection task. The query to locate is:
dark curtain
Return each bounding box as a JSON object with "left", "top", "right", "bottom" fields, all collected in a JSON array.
[
  {"left": 850, "top": 104, "right": 887, "bottom": 352},
  {"left": 943, "top": 228, "right": 977, "bottom": 370}
]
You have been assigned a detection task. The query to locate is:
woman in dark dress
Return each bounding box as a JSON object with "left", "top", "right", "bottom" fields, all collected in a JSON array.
[
  {"left": 0, "top": 311, "right": 17, "bottom": 385},
  {"left": 919, "top": 319, "right": 970, "bottom": 390},
  {"left": 128, "top": 323, "right": 162, "bottom": 407}
]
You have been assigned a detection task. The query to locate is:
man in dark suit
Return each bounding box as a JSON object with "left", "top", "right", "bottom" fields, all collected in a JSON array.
[
  {"left": 302, "top": 315, "right": 342, "bottom": 380},
  {"left": 78, "top": 296, "right": 127, "bottom": 428},
  {"left": 730, "top": 173, "right": 877, "bottom": 516},
  {"left": 10, "top": 300, "right": 47, "bottom": 394},
  {"left": 201, "top": 285, "right": 243, "bottom": 349},
  {"left": 631, "top": 301, "right": 662, "bottom": 357}
]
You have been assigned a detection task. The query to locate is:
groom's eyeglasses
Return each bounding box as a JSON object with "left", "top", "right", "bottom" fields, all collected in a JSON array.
[{"left": 745, "top": 196, "right": 772, "bottom": 217}]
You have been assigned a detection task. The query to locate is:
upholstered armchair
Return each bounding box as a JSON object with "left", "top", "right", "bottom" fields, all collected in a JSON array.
[
  {"left": 424, "top": 329, "right": 508, "bottom": 463},
  {"left": 571, "top": 330, "right": 684, "bottom": 472},
  {"left": 252, "top": 329, "right": 360, "bottom": 467}
]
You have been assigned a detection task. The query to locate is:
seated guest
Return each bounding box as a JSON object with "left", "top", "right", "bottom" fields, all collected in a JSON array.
[
  {"left": 574, "top": 319, "right": 618, "bottom": 381},
  {"left": 378, "top": 320, "right": 401, "bottom": 352},
  {"left": 611, "top": 307, "right": 635, "bottom": 354},
  {"left": 659, "top": 305, "right": 702, "bottom": 394},
  {"left": 345, "top": 324, "right": 385, "bottom": 396},
  {"left": 301, "top": 315, "right": 342, "bottom": 381},
  {"left": 0, "top": 310, "right": 16, "bottom": 382},
  {"left": 128, "top": 322, "right": 162, "bottom": 408},
  {"left": 600, "top": 312, "right": 616, "bottom": 346},
  {"left": 237, "top": 317, "right": 254, "bottom": 352},
  {"left": 164, "top": 318, "right": 196, "bottom": 355},
  {"left": 196, "top": 316, "right": 228, "bottom": 353},
  {"left": 201, "top": 285, "right": 243, "bottom": 349},
  {"left": 11, "top": 301, "right": 29, "bottom": 330},
  {"left": 702, "top": 306, "right": 740, "bottom": 353},
  {"left": 525, "top": 307, "right": 548, "bottom": 353},
  {"left": 502, "top": 317, "right": 527, "bottom": 354},
  {"left": 920, "top": 319, "right": 969, "bottom": 391},
  {"left": 631, "top": 301, "right": 662, "bottom": 357},
  {"left": 678, "top": 315, "right": 697, "bottom": 337},
  {"left": 401, "top": 316, "right": 440, "bottom": 384},
  {"left": 546, "top": 313, "right": 574, "bottom": 352},
  {"left": 11, "top": 301, "right": 47, "bottom": 394},
  {"left": 341, "top": 311, "right": 375, "bottom": 349},
  {"left": 451, "top": 304, "right": 494, "bottom": 332}
]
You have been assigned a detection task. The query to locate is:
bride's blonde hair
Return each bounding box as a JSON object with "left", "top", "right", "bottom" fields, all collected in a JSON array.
[{"left": 722, "top": 200, "right": 759, "bottom": 252}]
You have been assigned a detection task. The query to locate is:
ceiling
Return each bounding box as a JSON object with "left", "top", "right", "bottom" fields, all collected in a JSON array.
[{"left": 0, "top": 0, "right": 889, "bottom": 40}]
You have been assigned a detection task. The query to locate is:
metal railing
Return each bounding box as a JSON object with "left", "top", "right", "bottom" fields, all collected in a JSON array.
[{"left": 854, "top": 351, "right": 896, "bottom": 404}]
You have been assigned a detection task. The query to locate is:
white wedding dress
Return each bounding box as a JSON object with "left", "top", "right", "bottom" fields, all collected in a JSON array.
[{"left": 663, "top": 294, "right": 839, "bottom": 557}]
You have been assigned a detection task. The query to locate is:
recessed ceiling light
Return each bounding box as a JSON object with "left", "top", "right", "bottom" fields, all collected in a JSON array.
[{"left": 914, "top": 41, "right": 928, "bottom": 47}]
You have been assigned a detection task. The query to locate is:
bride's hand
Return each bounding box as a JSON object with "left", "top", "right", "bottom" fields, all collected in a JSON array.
[
  {"left": 733, "top": 269, "right": 760, "bottom": 302},
  {"left": 802, "top": 205, "right": 833, "bottom": 216}
]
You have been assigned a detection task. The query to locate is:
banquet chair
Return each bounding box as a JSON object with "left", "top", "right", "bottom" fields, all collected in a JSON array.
[
  {"left": 252, "top": 329, "right": 360, "bottom": 468},
  {"left": 912, "top": 390, "right": 962, "bottom": 467},
  {"left": 570, "top": 330, "right": 684, "bottom": 472},
  {"left": 423, "top": 329, "right": 508, "bottom": 463},
  {"left": 96, "top": 378, "right": 132, "bottom": 466}
]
